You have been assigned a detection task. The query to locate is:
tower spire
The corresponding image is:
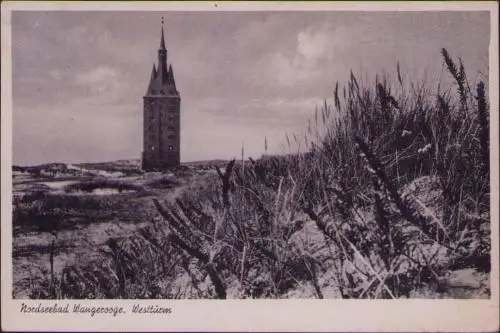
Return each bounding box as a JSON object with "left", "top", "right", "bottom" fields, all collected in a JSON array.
[
  {"left": 157, "top": 16, "right": 168, "bottom": 84},
  {"left": 160, "top": 16, "right": 166, "bottom": 50}
]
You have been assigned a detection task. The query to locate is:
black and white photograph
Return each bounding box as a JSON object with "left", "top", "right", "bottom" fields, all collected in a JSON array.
[{"left": 1, "top": 1, "right": 499, "bottom": 332}]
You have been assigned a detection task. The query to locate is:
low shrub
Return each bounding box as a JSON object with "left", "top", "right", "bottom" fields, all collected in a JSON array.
[{"left": 63, "top": 180, "right": 142, "bottom": 193}]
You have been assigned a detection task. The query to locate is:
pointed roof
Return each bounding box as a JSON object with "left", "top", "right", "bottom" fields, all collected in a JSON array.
[
  {"left": 147, "top": 64, "right": 157, "bottom": 93},
  {"left": 160, "top": 26, "right": 166, "bottom": 50},
  {"left": 168, "top": 64, "right": 176, "bottom": 88},
  {"left": 145, "top": 18, "right": 179, "bottom": 97},
  {"left": 150, "top": 63, "right": 157, "bottom": 80}
]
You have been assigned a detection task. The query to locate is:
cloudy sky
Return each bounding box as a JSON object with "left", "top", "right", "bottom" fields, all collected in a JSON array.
[{"left": 11, "top": 10, "right": 490, "bottom": 165}]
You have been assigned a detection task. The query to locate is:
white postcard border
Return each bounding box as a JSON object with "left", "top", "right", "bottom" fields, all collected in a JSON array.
[{"left": 1, "top": 1, "right": 498, "bottom": 332}]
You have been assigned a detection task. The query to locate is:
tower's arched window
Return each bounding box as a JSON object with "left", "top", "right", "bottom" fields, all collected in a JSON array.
[
  {"left": 160, "top": 90, "right": 165, "bottom": 95},
  {"left": 151, "top": 90, "right": 156, "bottom": 95}
]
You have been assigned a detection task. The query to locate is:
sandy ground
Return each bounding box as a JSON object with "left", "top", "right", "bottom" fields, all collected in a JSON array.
[{"left": 12, "top": 161, "right": 207, "bottom": 298}]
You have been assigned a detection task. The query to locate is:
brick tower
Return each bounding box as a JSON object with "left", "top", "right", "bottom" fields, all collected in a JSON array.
[{"left": 141, "top": 22, "right": 181, "bottom": 170}]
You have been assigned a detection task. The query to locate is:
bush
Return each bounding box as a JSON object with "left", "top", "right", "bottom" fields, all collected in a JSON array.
[
  {"left": 146, "top": 176, "right": 182, "bottom": 189},
  {"left": 63, "top": 180, "right": 143, "bottom": 193}
]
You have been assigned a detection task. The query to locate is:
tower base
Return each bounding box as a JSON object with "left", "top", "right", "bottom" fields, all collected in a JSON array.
[{"left": 141, "top": 151, "right": 180, "bottom": 171}]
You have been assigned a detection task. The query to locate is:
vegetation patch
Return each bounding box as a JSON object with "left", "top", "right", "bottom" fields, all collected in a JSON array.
[
  {"left": 17, "top": 50, "right": 491, "bottom": 299},
  {"left": 63, "top": 180, "right": 143, "bottom": 194},
  {"left": 145, "top": 176, "right": 183, "bottom": 189}
]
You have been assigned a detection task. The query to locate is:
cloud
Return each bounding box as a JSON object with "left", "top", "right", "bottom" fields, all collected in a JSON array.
[
  {"left": 75, "top": 67, "right": 119, "bottom": 92},
  {"left": 71, "top": 66, "right": 138, "bottom": 108},
  {"left": 75, "top": 67, "right": 117, "bottom": 84},
  {"left": 187, "top": 96, "right": 322, "bottom": 130},
  {"left": 49, "top": 69, "right": 65, "bottom": 80},
  {"left": 297, "top": 24, "right": 332, "bottom": 65},
  {"left": 238, "top": 97, "right": 323, "bottom": 120},
  {"left": 258, "top": 23, "right": 339, "bottom": 88}
]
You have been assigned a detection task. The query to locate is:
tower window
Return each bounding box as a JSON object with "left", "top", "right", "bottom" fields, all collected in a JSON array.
[
  {"left": 151, "top": 90, "right": 156, "bottom": 95},
  {"left": 160, "top": 90, "right": 165, "bottom": 95},
  {"left": 168, "top": 135, "right": 176, "bottom": 139},
  {"left": 168, "top": 126, "right": 175, "bottom": 130},
  {"left": 168, "top": 145, "right": 173, "bottom": 151}
]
